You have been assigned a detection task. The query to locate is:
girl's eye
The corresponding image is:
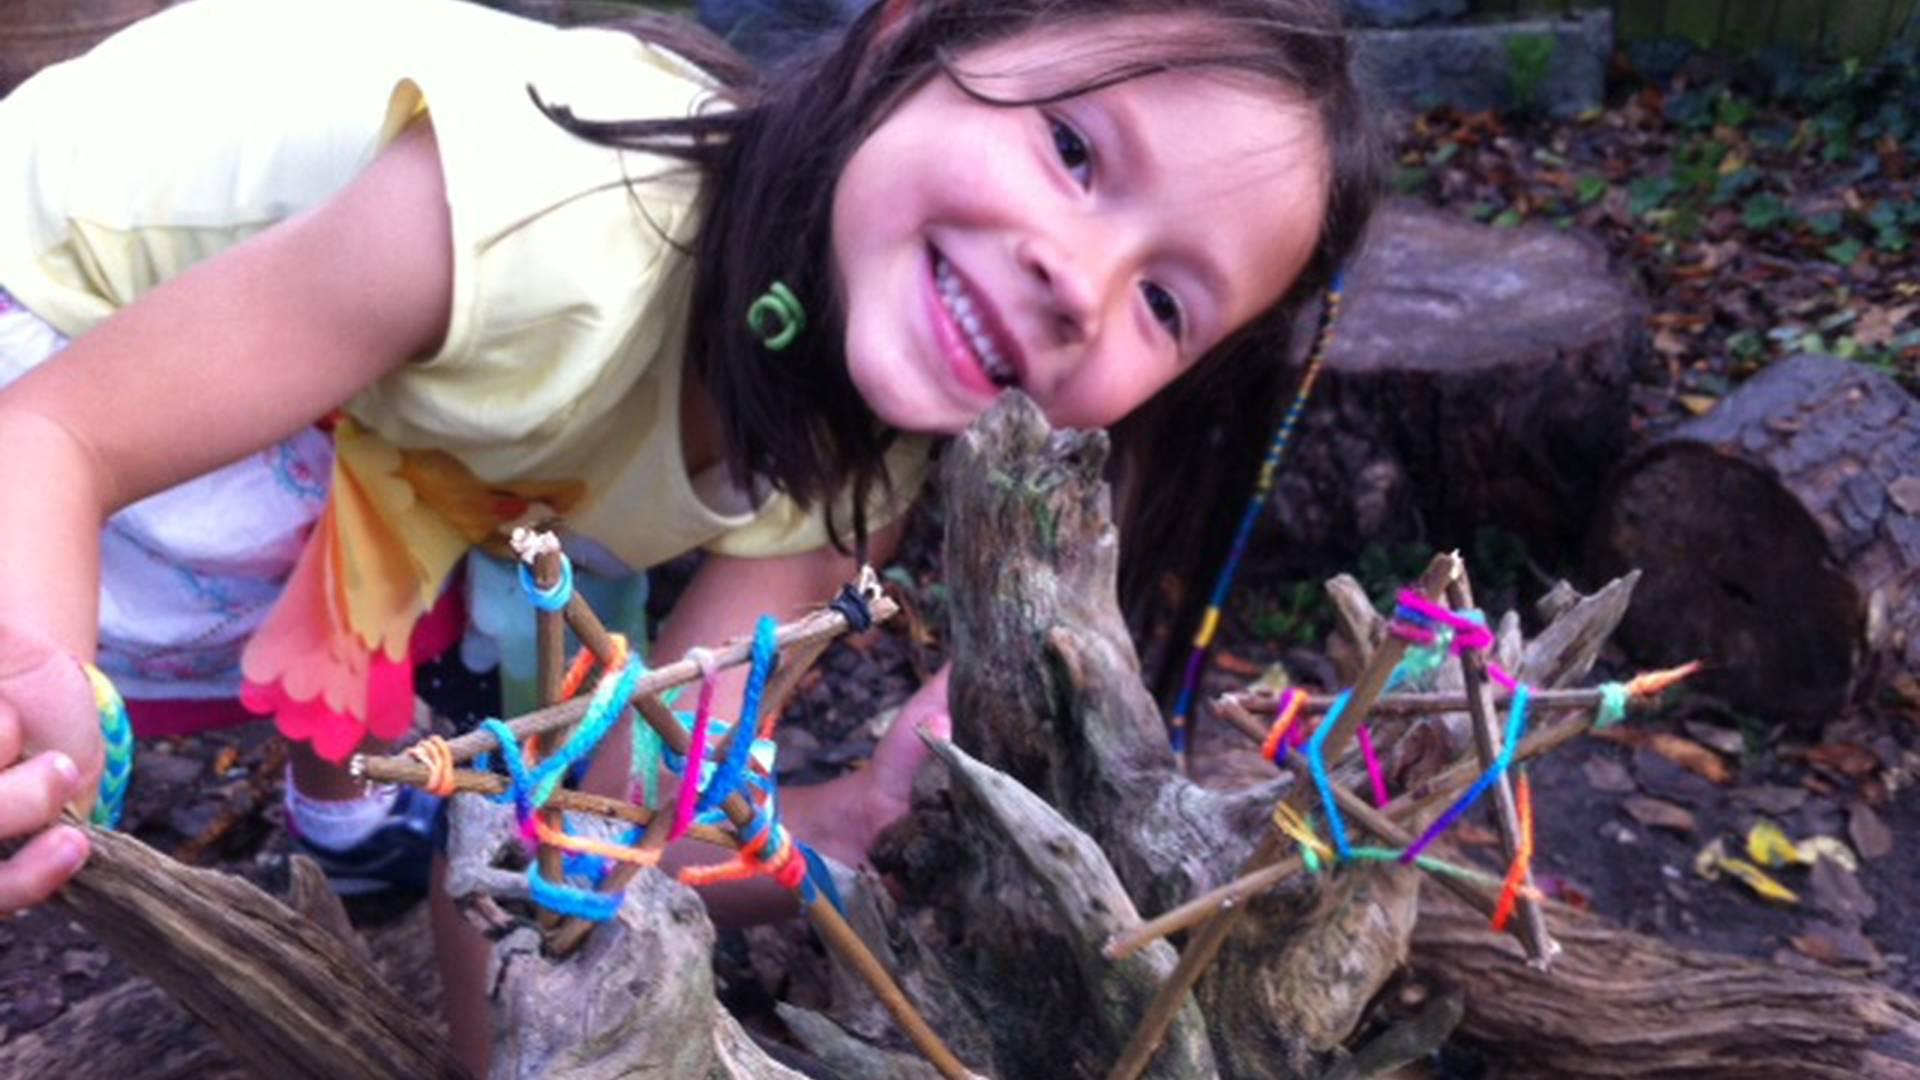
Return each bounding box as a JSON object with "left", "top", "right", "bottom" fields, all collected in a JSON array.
[
  {"left": 1050, "top": 117, "right": 1093, "bottom": 188},
  {"left": 1142, "top": 282, "right": 1184, "bottom": 340}
]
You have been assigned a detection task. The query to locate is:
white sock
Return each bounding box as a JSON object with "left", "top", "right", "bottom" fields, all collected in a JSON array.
[{"left": 286, "top": 771, "right": 399, "bottom": 851}]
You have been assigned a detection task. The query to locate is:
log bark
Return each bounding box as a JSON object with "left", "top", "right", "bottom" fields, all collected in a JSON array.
[
  {"left": 1413, "top": 897, "right": 1920, "bottom": 1078},
  {"left": 1587, "top": 354, "right": 1920, "bottom": 722},
  {"left": 1263, "top": 200, "right": 1644, "bottom": 573}
]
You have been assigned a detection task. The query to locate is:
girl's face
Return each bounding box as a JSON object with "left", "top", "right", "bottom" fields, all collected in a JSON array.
[{"left": 831, "top": 16, "right": 1333, "bottom": 436}]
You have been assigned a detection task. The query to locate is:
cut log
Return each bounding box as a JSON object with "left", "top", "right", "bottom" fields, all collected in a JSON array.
[
  {"left": 1586, "top": 354, "right": 1920, "bottom": 722},
  {"left": 1412, "top": 896, "right": 1920, "bottom": 1077},
  {"left": 1262, "top": 199, "right": 1643, "bottom": 573}
]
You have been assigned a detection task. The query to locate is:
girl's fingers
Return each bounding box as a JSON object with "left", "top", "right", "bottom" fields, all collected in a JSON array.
[
  {"left": 0, "top": 751, "right": 82, "bottom": 839},
  {"left": 0, "top": 824, "right": 89, "bottom": 916}
]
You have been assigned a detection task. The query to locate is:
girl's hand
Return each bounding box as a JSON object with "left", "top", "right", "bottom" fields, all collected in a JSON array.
[
  {"left": 0, "top": 625, "right": 100, "bottom": 913},
  {"left": 787, "top": 664, "right": 952, "bottom": 870},
  {"left": 863, "top": 663, "right": 952, "bottom": 832}
]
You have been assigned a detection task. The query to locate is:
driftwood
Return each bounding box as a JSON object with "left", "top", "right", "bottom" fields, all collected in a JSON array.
[
  {"left": 1588, "top": 354, "right": 1920, "bottom": 723},
  {"left": 10, "top": 819, "right": 463, "bottom": 1079}
]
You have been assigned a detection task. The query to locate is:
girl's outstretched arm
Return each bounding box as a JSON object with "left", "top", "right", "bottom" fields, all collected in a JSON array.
[
  {"left": 581, "top": 521, "right": 948, "bottom": 925},
  {"left": 0, "top": 120, "right": 454, "bottom": 905}
]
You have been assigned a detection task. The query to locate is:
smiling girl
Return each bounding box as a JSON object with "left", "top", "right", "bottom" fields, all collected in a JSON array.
[{"left": 0, "top": 0, "right": 1373, "bottom": 1065}]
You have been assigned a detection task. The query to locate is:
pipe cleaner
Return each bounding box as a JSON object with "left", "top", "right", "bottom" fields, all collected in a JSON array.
[
  {"left": 696, "top": 616, "right": 779, "bottom": 815},
  {"left": 672, "top": 647, "right": 719, "bottom": 840},
  {"left": 1491, "top": 771, "right": 1535, "bottom": 931},
  {"left": 1400, "top": 683, "right": 1531, "bottom": 863}
]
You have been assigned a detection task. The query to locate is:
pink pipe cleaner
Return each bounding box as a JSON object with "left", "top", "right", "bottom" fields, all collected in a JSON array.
[
  {"left": 1357, "top": 724, "right": 1390, "bottom": 807},
  {"left": 671, "top": 652, "right": 719, "bottom": 841}
]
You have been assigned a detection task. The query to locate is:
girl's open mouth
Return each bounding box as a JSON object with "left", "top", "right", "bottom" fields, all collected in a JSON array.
[{"left": 930, "top": 249, "right": 1018, "bottom": 390}]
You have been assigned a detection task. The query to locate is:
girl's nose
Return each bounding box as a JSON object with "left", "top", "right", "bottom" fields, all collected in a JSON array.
[{"left": 1015, "top": 233, "right": 1105, "bottom": 347}]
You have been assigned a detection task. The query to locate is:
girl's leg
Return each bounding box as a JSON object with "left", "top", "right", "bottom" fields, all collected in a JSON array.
[{"left": 430, "top": 854, "right": 494, "bottom": 1075}]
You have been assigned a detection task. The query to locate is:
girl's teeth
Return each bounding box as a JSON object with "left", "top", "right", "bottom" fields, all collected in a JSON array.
[{"left": 935, "top": 255, "right": 1013, "bottom": 385}]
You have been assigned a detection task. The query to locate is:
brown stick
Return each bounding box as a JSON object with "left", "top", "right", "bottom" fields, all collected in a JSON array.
[
  {"left": 353, "top": 596, "right": 898, "bottom": 776},
  {"left": 1222, "top": 684, "right": 1639, "bottom": 721},
  {"left": 1103, "top": 703, "right": 1603, "bottom": 962},
  {"left": 1106, "top": 553, "right": 1461, "bottom": 1080},
  {"left": 1444, "top": 573, "right": 1557, "bottom": 967}
]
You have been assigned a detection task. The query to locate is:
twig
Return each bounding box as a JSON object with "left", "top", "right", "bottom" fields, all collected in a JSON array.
[
  {"left": 1106, "top": 554, "right": 1461, "bottom": 1080},
  {"left": 1445, "top": 573, "right": 1557, "bottom": 968},
  {"left": 1220, "top": 683, "right": 1657, "bottom": 721},
  {"left": 354, "top": 596, "right": 896, "bottom": 776},
  {"left": 356, "top": 755, "right": 735, "bottom": 851}
]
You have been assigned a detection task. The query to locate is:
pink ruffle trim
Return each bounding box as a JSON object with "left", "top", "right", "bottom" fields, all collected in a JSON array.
[{"left": 242, "top": 575, "right": 468, "bottom": 764}]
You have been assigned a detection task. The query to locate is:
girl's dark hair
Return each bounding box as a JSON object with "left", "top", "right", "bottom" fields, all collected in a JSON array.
[{"left": 541, "top": 0, "right": 1380, "bottom": 686}]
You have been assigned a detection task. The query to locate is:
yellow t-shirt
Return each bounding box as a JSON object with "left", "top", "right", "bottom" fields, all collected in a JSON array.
[{"left": 0, "top": 0, "right": 926, "bottom": 569}]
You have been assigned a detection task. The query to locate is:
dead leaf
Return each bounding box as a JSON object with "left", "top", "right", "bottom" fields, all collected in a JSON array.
[
  {"left": 1731, "top": 785, "right": 1807, "bottom": 815},
  {"left": 1682, "top": 720, "right": 1745, "bottom": 757},
  {"left": 1643, "top": 733, "right": 1732, "bottom": 784},
  {"left": 1809, "top": 855, "right": 1877, "bottom": 924},
  {"left": 1791, "top": 924, "right": 1884, "bottom": 971},
  {"left": 1854, "top": 302, "right": 1917, "bottom": 348},
  {"left": 1677, "top": 393, "right": 1719, "bottom": 416},
  {"left": 1889, "top": 477, "right": 1920, "bottom": 517},
  {"left": 1799, "top": 742, "right": 1881, "bottom": 779},
  {"left": 212, "top": 746, "right": 240, "bottom": 776},
  {"left": 1623, "top": 796, "right": 1696, "bottom": 833},
  {"left": 1582, "top": 756, "right": 1636, "bottom": 793},
  {"left": 1848, "top": 801, "right": 1893, "bottom": 860}
]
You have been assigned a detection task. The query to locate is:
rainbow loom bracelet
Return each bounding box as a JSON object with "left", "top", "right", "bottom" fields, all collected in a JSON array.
[{"left": 80, "top": 663, "right": 133, "bottom": 830}]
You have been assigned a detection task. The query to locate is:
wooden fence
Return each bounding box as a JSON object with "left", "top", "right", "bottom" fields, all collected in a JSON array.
[{"left": 1473, "top": 0, "right": 1919, "bottom": 57}]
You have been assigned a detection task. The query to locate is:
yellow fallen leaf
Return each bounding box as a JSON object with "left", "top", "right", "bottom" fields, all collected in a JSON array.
[
  {"left": 1798, "top": 836, "right": 1859, "bottom": 873},
  {"left": 1678, "top": 394, "right": 1719, "bottom": 416},
  {"left": 1693, "top": 838, "right": 1728, "bottom": 880},
  {"left": 1747, "top": 820, "right": 1806, "bottom": 868},
  {"left": 1718, "top": 857, "right": 1800, "bottom": 904}
]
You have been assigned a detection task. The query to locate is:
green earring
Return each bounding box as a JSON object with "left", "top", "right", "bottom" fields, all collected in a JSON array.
[{"left": 746, "top": 281, "right": 806, "bottom": 351}]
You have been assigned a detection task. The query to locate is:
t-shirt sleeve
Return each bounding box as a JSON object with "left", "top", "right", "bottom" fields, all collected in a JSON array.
[{"left": 345, "top": 23, "right": 714, "bottom": 484}]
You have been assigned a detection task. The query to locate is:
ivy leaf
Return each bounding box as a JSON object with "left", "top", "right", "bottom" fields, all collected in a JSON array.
[{"left": 1825, "top": 238, "right": 1865, "bottom": 265}]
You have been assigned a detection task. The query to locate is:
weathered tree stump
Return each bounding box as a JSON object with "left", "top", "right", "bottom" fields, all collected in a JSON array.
[
  {"left": 1264, "top": 199, "right": 1643, "bottom": 572},
  {"left": 1586, "top": 354, "right": 1920, "bottom": 722}
]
